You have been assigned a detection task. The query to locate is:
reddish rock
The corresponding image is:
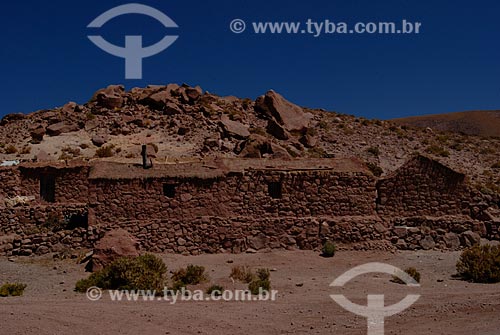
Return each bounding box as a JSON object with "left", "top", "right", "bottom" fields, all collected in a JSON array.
[
  {"left": 91, "top": 85, "right": 124, "bottom": 109},
  {"left": 46, "top": 122, "right": 79, "bottom": 136},
  {"left": 91, "top": 134, "right": 108, "bottom": 147},
  {"left": 30, "top": 126, "right": 45, "bottom": 143},
  {"left": 90, "top": 229, "right": 140, "bottom": 272},
  {"left": 255, "top": 90, "right": 311, "bottom": 132},
  {"left": 219, "top": 115, "right": 250, "bottom": 139}
]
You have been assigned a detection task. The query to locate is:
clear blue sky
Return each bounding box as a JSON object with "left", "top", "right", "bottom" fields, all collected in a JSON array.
[{"left": 0, "top": 0, "right": 499, "bottom": 119}]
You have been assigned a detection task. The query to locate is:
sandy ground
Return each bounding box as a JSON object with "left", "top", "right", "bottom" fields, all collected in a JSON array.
[{"left": 1, "top": 250, "right": 500, "bottom": 335}]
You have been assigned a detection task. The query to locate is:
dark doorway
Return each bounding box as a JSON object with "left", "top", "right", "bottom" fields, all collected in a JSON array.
[
  {"left": 40, "top": 174, "right": 55, "bottom": 203},
  {"left": 268, "top": 181, "right": 282, "bottom": 199}
]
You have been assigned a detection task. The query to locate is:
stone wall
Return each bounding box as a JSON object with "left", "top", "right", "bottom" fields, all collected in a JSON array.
[
  {"left": 89, "top": 170, "right": 376, "bottom": 224},
  {"left": 0, "top": 156, "right": 493, "bottom": 256},
  {"left": 376, "top": 155, "right": 472, "bottom": 217}
]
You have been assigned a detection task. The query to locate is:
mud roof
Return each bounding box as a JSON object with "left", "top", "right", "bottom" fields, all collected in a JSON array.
[{"left": 88, "top": 158, "right": 368, "bottom": 180}]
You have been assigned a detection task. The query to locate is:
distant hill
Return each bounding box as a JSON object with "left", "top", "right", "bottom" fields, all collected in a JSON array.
[{"left": 393, "top": 110, "right": 500, "bottom": 137}]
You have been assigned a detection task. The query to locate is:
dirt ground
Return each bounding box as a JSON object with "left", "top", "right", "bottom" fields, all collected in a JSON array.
[{"left": 1, "top": 250, "right": 499, "bottom": 335}]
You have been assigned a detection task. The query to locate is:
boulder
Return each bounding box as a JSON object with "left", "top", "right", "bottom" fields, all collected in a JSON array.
[
  {"left": 461, "top": 230, "right": 481, "bottom": 247},
  {"left": 30, "top": 126, "right": 45, "bottom": 144},
  {"left": 266, "top": 119, "right": 289, "bottom": 140},
  {"left": 300, "top": 133, "right": 318, "bottom": 148},
  {"left": 91, "top": 134, "right": 108, "bottom": 147},
  {"left": 255, "top": 90, "right": 311, "bottom": 132},
  {"left": 443, "top": 232, "right": 460, "bottom": 249},
  {"left": 419, "top": 235, "right": 435, "bottom": 250},
  {"left": 91, "top": 85, "right": 125, "bottom": 109},
  {"left": 185, "top": 86, "right": 202, "bottom": 102},
  {"left": 219, "top": 115, "right": 250, "bottom": 139},
  {"left": 35, "top": 150, "right": 54, "bottom": 162},
  {"left": 46, "top": 122, "right": 79, "bottom": 136},
  {"left": 90, "top": 229, "right": 140, "bottom": 272}
]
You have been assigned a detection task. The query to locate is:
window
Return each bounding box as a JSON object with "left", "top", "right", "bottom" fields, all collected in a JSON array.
[
  {"left": 268, "top": 181, "right": 282, "bottom": 199},
  {"left": 40, "top": 174, "right": 55, "bottom": 203},
  {"left": 163, "top": 183, "right": 176, "bottom": 198}
]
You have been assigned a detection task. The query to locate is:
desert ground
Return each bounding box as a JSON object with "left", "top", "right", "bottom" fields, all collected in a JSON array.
[{"left": 1, "top": 250, "right": 500, "bottom": 335}]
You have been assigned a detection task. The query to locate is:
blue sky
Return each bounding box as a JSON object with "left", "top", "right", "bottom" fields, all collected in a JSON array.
[{"left": 0, "top": 0, "right": 499, "bottom": 119}]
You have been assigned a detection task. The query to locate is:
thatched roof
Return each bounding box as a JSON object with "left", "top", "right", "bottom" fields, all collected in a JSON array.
[{"left": 87, "top": 157, "right": 368, "bottom": 180}]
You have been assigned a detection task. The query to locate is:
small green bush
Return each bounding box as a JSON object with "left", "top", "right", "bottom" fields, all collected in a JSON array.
[
  {"left": 456, "top": 245, "right": 500, "bottom": 283},
  {"left": 75, "top": 254, "right": 167, "bottom": 292},
  {"left": 248, "top": 268, "right": 271, "bottom": 295},
  {"left": 206, "top": 284, "right": 224, "bottom": 296},
  {"left": 0, "top": 283, "right": 27, "bottom": 297},
  {"left": 171, "top": 264, "right": 208, "bottom": 285},
  {"left": 392, "top": 267, "right": 421, "bottom": 284},
  {"left": 230, "top": 265, "right": 255, "bottom": 283},
  {"left": 321, "top": 240, "right": 336, "bottom": 258}
]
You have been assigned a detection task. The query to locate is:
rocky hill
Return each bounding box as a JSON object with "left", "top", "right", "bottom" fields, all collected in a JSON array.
[
  {"left": 0, "top": 84, "right": 499, "bottom": 197},
  {"left": 393, "top": 110, "right": 500, "bottom": 137}
]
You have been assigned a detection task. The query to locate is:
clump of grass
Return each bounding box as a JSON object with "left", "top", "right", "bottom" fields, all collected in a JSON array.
[
  {"left": 171, "top": 264, "right": 208, "bottom": 285},
  {"left": 20, "top": 145, "right": 31, "bottom": 154},
  {"left": 95, "top": 145, "right": 115, "bottom": 158},
  {"left": 366, "top": 162, "right": 383, "bottom": 177},
  {"left": 392, "top": 267, "right": 421, "bottom": 284},
  {"left": 230, "top": 265, "right": 255, "bottom": 283},
  {"left": 0, "top": 283, "right": 27, "bottom": 297},
  {"left": 4, "top": 145, "right": 17, "bottom": 154},
  {"left": 321, "top": 240, "right": 336, "bottom": 258},
  {"left": 206, "top": 284, "right": 224, "bottom": 296},
  {"left": 426, "top": 145, "right": 450, "bottom": 157},
  {"left": 248, "top": 268, "right": 271, "bottom": 295},
  {"left": 75, "top": 254, "right": 167, "bottom": 292},
  {"left": 456, "top": 245, "right": 500, "bottom": 283},
  {"left": 366, "top": 146, "right": 380, "bottom": 157}
]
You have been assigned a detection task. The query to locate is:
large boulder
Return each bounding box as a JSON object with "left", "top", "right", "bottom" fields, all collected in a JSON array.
[
  {"left": 46, "top": 122, "right": 79, "bottom": 136},
  {"left": 237, "top": 134, "right": 291, "bottom": 159},
  {"left": 219, "top": 115, "right": 250, "bottom": 139},
  {"left": 255, "top": 90, "right": 311, "bottom": 132},
  {"left": 30, "top": 125, "right": 45, "bottom": 143},
  {"left": 91, "top": 85, "right": 125, "bottom": 109},
  {"left": 89, "top": 229, "right": 140, "bottom": 272}
]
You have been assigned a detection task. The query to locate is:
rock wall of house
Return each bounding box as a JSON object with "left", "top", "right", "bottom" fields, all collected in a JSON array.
[
  {"left": 89, "top": 170, "right": 377, "bottom": 224},
  {"left": 0, "top": 204, "right": 92, "bottom": 256},
  {"left": 376, "top": 156, "right": 472, "bottom": 217}
]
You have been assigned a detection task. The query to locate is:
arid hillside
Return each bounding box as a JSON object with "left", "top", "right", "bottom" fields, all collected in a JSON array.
[
  {"left": 0, "top": 84, "right": 498, "bottom": 196},
  {"left": 393, "top": 110, "right": 500, "bottom": 137}
]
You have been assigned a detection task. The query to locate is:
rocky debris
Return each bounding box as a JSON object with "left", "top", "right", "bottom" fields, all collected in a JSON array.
[
  {"left": 419, "top": 235, "right": 436, "bottom": 250},
  {"left": 0, "top": 113, "right": 26, "bottom": 126},
  {"left": 60, "top": 102, "right": 79, "bottom": 114},
  {"left": 91, "top": 85, "right": 125, "bottom": 109},
  {"left": 89, "top": 228, "right": 140, "bottom": 272},
  {"left": 91, "top": 134, "right": 108, "bottom": 147},
  {"left": 46, "top": 122, "right": 79, "bottom": 136},
  {"left": 219, "top": 115, "right": 250, "bottom": 139},
  {"left": 255, "top": 90, "right": 311, "bottom": 132}
]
